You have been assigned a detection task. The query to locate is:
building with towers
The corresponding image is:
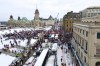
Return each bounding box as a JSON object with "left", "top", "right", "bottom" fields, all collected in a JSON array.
[{"left": 7, "top": 9, "right": 55, "bottom": 28}]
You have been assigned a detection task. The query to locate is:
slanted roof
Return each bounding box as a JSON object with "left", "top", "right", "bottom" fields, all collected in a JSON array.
[{"left": 48, "top": 15, "right": 54, "bottom": 20}]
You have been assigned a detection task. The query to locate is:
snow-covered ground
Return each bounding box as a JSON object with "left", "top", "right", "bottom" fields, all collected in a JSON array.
[
  {"left": 45, "top": 55, "right": 55, "bottom": 66},
  {"left": 0, "top": 26, "right": 53, "bottom": 66},
  {"left": 0, "top": 28, "right": 39, "bottom": 51},
  {"left": 57, "top": 45, "right": 74, "bottom": 66},
  {"left": 0, "top": 28, "right": 34, "bottom": 35},
  {"left": 23, "top": 56, "right": 35, "bottom": 66},
  {"left": 0, "top": 53, "right": 16, "bottom": 66}
]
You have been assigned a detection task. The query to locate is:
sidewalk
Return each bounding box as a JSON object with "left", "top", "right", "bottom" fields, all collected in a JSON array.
[
  {"left": 57, "top": 47, "right": 62, "bottom": 66},
  {"left": 57, "top": 45, "right": 75, "bottom": 66},
  {"left": 64, "top": 45, "right": 75, "bottom": 66}
]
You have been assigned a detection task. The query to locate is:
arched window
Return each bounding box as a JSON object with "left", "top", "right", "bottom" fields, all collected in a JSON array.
[{"left": 96, "top": 62, "right": 100, "bottom": 66}]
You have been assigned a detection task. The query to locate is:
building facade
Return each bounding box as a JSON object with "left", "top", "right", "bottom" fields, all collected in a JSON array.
[
  {"left": 7, "top": 16, "right": 33, "bottom": 28},
  {"left": 72, "top": 15, "right": 100, "bottom": 66},
  {"left": 63, "top": 11, "right": 81, "bottom": 32},
  {"left": 40, "top": 15, "right": 55, "bottom": 26},
  {"left": 0, "top": 21, "right": 7, "bottom": 30},
  {"left": 7, "top": 9, "right": 55, "bottom": 28},
  {"left": 80, "top": 7, "right": 100, "bottom": 18}
]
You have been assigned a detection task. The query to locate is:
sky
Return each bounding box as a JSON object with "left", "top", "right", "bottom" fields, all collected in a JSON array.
[{"left": 0, "top": 0, "right": 100, "bottom": 21}]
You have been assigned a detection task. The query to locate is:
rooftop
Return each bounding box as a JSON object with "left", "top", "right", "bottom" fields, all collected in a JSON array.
[{"left": 87, "top": 6, "right": 100, "bottom": 9}]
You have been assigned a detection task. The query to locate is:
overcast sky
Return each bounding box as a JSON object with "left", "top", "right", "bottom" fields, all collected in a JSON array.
[{"left": 0, "top": 0, "right": 100, "bottom": 21}]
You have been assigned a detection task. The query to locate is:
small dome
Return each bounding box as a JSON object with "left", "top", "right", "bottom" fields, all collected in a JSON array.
[
  {"left": 21, "top": 17, "right": 29, "bottom": 22},
  {"left": 10, "top": 15, "right": 13, "bottom": 19},
  {"left": 18, "top": 16, "right": 21, "bottom": 20}
]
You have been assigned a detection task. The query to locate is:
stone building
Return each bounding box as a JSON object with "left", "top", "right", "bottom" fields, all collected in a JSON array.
[
  {"left": 0, "top": 21, "right": 7, "bottom": 30},
  {"left": 72, "top": 14, "right": 100, "bottom": 66},
  {"left": 63, "top": 11, "right": 81, "bottom": 32},
  {"left": 80, "top": 7, "right": 100, "bottom": 18},
  {"left": 7, "top": 9, "right": 55, "bottom": 28}
]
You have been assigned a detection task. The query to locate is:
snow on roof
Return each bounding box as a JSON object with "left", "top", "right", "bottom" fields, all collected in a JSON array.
[
  {"left": 0, "top": 53, "right": 16, "bottom": 66},
  {"left": 30, "top": 39, "right": 37, "bottom": 46},
  {"left": 34, "top": 48, "right": 49, "bottom": 66}
]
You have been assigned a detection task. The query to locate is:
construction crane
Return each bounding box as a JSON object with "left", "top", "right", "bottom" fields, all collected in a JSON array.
[
  {"left": 56, "top": 13, "right": 59, "bottom": 20},
  {"left": 55, "top": 13, "right": 59, "bottom": 23},
  {"left": 54, "top": 13, "right": 59, "bottom": 30}
]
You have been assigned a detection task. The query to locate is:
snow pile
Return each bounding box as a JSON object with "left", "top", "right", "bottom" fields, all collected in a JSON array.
[
  {"left": 30, "top": 39, "right": 37, "bottom": 46},
  {"left": 0, "top": 53, "right": 16, "bottom": 66}
]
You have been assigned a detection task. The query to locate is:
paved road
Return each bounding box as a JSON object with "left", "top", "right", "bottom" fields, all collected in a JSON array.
[{"left": 57, "top": 45, "right": 75, "bottom": 66}]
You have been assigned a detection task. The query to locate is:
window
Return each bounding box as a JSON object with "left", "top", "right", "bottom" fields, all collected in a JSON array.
[
  {"left": 82, "top": 40, "right": 84, "bottom": 47},
  {"left": 97, "top": 32, "right": 100, "bottom": 39},
  {"left": 96, "top": 49, "right": 100, "bottom": 54},
  {"left": 79, "top": 49, "right": 80, "bottom": 54},
  {"left": 84, "top": 56, "right": 86, "bottom": 63},
  {"left": 78, "top": 28, "right": 79, "bottom": 32},
  {"left": 86, "top": 31, "right": 88, "bottom": 37},
  {"left": 80, "top": 29, "right": 82, "bottom": 33},
  {"left": 81, "top": 52, "right": 83, "bottom": 59},
  {"left": 88, "top": 13, "right": 90, "bottom": 17},
  {"left": 83, "top": 30, "right": 84, "bottom": 35},
  {"left": 86, "top": 42, "right": 88, "bottom": 50},
  {"left": 80, "top": 38, "right": 81, "bottom": 44}
]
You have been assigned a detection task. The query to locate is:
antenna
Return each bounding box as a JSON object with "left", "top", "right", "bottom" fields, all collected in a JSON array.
[
  {"left": 36, "top": 4, "right": 37, "bottom": 9},
  {"left": 56, "top": 13, "right": 59, "bottom": 19}
]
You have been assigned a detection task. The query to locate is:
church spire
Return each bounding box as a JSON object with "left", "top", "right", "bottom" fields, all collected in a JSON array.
[
  {"left": 35, "top": 9, "right": 39, "bottom": 14},
  {"left": 34, "top": 7, "right": 39, "bottom": 20},
  {"left": 35, "top": 4, "right": 39, "bottom": 14}
]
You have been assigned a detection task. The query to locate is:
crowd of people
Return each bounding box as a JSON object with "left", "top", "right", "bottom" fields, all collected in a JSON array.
[
  {"left": 0, "top": 29, "right": 42, "bottom": 51},
  {"left": 0, "top": 27, "right": 72, "bottom": 66},
  {"left": 9, "top": 29, "right": 45, "bottom": 66},
  {"left": 0, "top": 28, "right": 45, "bottom": 66}
]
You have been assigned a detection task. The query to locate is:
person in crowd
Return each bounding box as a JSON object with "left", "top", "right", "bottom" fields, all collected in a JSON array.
[{"left": 61, "top": 58, "right": 62, "bottom": 62}]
